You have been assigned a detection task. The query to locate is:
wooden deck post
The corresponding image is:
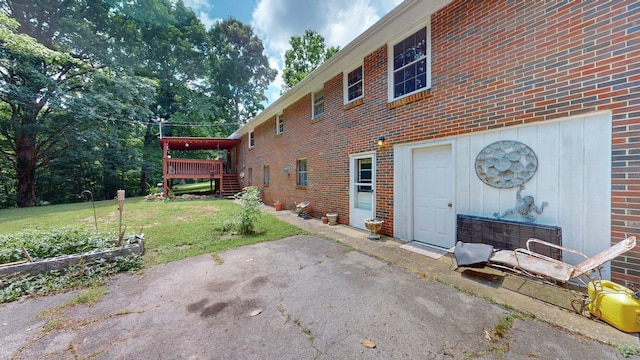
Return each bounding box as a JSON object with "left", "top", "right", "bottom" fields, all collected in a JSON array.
[{"left": 162, "top": 142, "right": 169, "bottom": 198}]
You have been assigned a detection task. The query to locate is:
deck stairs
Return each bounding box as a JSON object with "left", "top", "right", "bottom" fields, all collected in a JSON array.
[{"left": 221, "top": 174, "right": 242, "bottom": 198}]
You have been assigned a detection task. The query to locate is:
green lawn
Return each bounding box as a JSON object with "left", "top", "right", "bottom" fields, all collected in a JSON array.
[
  {"left": 0, "top": 197, "right": 306, "bottom": 266},
  {"left": 172, "top": 181, "right": 215, "bottom": 194}
]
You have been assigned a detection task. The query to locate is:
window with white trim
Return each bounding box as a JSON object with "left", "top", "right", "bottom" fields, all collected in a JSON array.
[
  {"left": 249, "top": 130, "right": 255, "bottom": 148},
  {"left": 391, "top": 26, "right": 429, "bottom": 99},
  {"left": 276, "top": 114, "right": 284, "bottom": 135},
  {"left": 297, "top": 158, "right": 307, "bottom": 186},
  {"left": 264, "top": 165, "right": 270, "bottom": 186},
  {"left": 346, "top": 65, "right": 363, "bottom": 102},
  {"left": 312, "top": 89, "right": 324, "bottom": 119}
]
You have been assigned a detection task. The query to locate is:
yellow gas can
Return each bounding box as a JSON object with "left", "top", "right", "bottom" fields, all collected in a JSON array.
[{"left": 588, "top": 280, "right": 640, "bottom": 333}]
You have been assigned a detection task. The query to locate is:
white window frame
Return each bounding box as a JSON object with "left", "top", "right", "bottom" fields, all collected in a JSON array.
[
  {"left": 297, "top": 158, "right": 308, "bottom": 186},
  {"left": 276, "top": 114, "right": 284, "bottom": 135},
  {"left": 387, "top": 20, "right": 432, "bottom": 102},
  {"left": 249, "top": 130, "right": 255, "bottom": 148},
  {"left": 312, "top": 89, "right": 325, "bottom": 119},
  {"left": 344, "top": 64, "right": 364, "bottom": 104},
  {"left": 263, "top": 164, "right": 270, "bottom": 186}
]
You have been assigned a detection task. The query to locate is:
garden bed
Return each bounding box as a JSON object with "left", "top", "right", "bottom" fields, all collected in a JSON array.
[
  {"left": 0, "top": 236, "right": 144, "bottom": 278},
  {"left": 0, "top": 228, "right": 145, "bottom": 302}
]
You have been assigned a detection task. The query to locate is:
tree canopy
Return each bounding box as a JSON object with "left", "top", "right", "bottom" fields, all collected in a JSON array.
[
  {"left": 281, "top": 29, "right": 339, "bottom": 93},
  {"left": 0, "top": 1, "right": 276, "bottom": 207}
]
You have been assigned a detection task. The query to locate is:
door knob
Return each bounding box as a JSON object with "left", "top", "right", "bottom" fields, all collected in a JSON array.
[{"left": 448, "top": 203, "right": 452, "bottom": 208}]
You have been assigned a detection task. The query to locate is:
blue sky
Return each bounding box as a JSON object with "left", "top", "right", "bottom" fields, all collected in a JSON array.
[{"left": 183, "top": 0, "right": 403, "bottom": 105}]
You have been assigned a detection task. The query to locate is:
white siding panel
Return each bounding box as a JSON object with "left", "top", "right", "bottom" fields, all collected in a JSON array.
[
  {"left": 582, "top": 113, "right": 612, "bottom": 277},
  {"left": 558, "top": 118, "right": 587, "bottom": 264},
  {"left": 394, "top": 146, "right": 412, "bottom": 240},
  {"left": 454, "top": 137, "right": 471, "bottom": 215},
  {"left": 394, "top": 112, "right": 611, "bottom": 278},
  {"left": 535, "top": 123, "right": 560, "bottom": 225}
]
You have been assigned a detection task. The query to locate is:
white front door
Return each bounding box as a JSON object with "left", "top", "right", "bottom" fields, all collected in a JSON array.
[
  {"left": 350, "top": 154, "right": 375, "bottom": 230},
  {"left": 413, "top": 145, "right": 454, "bottom": 249}
]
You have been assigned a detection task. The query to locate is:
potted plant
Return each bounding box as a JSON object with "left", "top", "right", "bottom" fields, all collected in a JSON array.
[
  {"left": 326, "top": 213, "right": 338, "bottom": 225},
  {"left": 364, "top": 218, "right": 384, "bottom": 240},
  {"left": 274, "top": 200, "right": 283, "bottom": 211}
]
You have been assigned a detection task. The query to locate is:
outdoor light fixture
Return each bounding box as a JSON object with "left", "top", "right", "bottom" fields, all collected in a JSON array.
[{"left": 378, "top": 136, "right": 385, "bottom": 146}]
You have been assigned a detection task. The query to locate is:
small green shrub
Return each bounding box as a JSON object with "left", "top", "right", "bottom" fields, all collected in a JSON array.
[
  {"left": 233, "top": 186, "right": 263, "bottom": 235},
  {"left": 221, "top": 219, "right": 237, "bottom": 233}
]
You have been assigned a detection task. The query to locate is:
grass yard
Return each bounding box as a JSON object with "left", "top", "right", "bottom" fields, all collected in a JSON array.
[
  {"left": 171, "top": 181, "right": 215, "bottom": 195},
  {"left": 0, "top": 196, "right": 306, "bottom": 266}
]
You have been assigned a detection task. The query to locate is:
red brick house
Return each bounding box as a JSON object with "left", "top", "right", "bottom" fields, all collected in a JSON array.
[{"left": 229, "top": 0, "right": 640, "bottom": 286}]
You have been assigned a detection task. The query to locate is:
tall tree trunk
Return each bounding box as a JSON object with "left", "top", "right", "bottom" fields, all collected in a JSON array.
[
  {"left": 139, "top": 124, "right": 156, "bottom": 195},
  {"left": 16, "top": 130, "right": 37, "bottom": 207}
]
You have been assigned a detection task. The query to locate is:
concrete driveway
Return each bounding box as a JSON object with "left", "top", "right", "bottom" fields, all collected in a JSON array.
[{"left": 0, "top": 234, "right": 634, "bottom": 359}]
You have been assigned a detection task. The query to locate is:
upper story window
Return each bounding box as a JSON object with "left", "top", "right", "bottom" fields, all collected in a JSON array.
[
  {"left": 249, "top": 130, "right": 255, "bottom": 148},
  {"left": 391, "top": 26, "right": 430, "bottom": 99},
  {"left": 346, "top": 66, "right": 363, "bottom": 102},
  {"left": 297, "top": 158, "right": 307, "bottom": 186},
  {"left": 312, "top": 89, "right": 324, "bottom": 119},
  {"left": 276, "top": 114, "right": 284, "bottom": 135}
]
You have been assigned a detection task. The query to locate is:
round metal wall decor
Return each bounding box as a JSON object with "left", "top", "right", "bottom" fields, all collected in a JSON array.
[{"left": 475, "top": 140, "right": 538, "bottom": 188}]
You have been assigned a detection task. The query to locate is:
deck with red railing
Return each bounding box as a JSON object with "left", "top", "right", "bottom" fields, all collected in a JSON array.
[
  {"left": 164, "top": 158, "right": 223, "bottom": 180},
  {"left": 159, "top": 137, "right": 242, "bottom": 198}
]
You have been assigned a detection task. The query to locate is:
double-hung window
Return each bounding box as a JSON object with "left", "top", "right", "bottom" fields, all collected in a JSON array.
[
  {"left": 297, "top": 158, "right": 307, "bottom": 186},
  {"left": 312, "top": 89, "right": 324, "bottom": 119},
  {"left": 391, "top": 26, "right": 429, "bottom": 99},
  {"left": 276, "top": 114, "right": 284, "bottom": 135},
  {"left": 249, "top": 130, "right": 255, "bottom": 148},
  {"left": 346, "top": 66, "right": 363, "bottom": 102}
]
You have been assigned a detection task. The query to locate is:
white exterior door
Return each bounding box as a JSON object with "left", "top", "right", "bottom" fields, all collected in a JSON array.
[
  {"left": 350, "top": 153, "right": 375, "bottom": 230},
  {"left": 413, "top": 145, "right": 454, "bottom": 249}
]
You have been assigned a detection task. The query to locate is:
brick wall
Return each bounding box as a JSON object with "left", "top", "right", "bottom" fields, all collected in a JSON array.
[{"left": 245, "top": 0, "right": 640, "bottom": 285}]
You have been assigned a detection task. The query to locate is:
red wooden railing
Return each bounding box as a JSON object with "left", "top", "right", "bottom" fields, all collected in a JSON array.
[{"left": 165, "top": 158, "right": 223, "bottom": 179}]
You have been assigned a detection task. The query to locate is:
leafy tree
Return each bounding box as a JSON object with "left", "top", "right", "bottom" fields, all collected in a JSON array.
[
  {"left": 106, "top": 0, "right": 209, "bottom": 194},
  {"left": 0, "top": 12, "right": 97, "bottom": 207},
  {"left": 0, "top": 1, "right": 276, "bottom": 206},
  {"left": 0, "top": 0, "right": 202, "bottom": 204},
  {"left": 207, "top": 18, "right": 277, "bottom": 126},
  {"left": 281, "top": 29, "right": 339, "bottom": 93}
]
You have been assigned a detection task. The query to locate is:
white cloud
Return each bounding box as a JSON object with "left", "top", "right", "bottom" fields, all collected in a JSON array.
[
  {"left": 196, "top": 11, "right": 221, "bottom": 30},
  {"left": 252, "top": 0, "right": 396, "bottom": 59},
  {"left": 183, "top": 0, "right": 404, "bottom": 104},
  {"left": 251, "top": 0, "right": 402, "bottom": 103},
  {"left": 182, "top": 0, "right": 218, "bottom": 29},
  {"left": 320, "top": 0, "right": 379, "bottom": 48}
]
